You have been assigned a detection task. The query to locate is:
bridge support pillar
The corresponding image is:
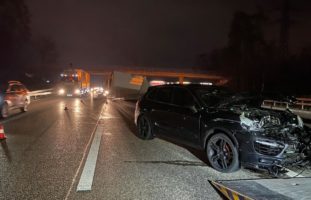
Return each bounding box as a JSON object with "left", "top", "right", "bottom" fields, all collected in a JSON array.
[{"left": 179, "top": 76, "right": 184, "bottom": 84}]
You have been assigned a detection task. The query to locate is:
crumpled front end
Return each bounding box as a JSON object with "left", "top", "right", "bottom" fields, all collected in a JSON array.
[{"left": 237, "top": 108, "right": 311, "bottom": 171}]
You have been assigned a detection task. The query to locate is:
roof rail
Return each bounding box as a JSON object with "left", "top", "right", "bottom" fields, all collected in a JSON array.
[{"left": 8, "top": 80, "right": 21, "bottom": 84}]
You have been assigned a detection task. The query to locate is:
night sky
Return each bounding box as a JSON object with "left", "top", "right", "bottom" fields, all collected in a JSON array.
[{"left": 26, "top": 0, "right": 311, "bottom": 69}]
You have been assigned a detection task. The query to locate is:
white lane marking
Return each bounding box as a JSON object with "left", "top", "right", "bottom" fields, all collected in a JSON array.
[
  {"left": 103, "top": 132, "right": 111, "bottom": 136},
  {"left": 64, "top": 107, "right": 104, "bottom": 200},
  {"left": 100, "top": 113, "right": 119, "bottom": 119},
  {"left": 77, "top": 126, "right": 103, "bottom": 191},
  {"left": 284, "top": 167, "right": 304, "bottom": 178}
]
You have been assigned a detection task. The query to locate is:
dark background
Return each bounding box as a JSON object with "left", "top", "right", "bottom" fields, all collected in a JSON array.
[{"left": 1, "top": 0, "right": 311, "bottom": 93}]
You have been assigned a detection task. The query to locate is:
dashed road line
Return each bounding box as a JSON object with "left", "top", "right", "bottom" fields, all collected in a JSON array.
[
  {"left": 64, "top": 106, "right": 104, "bottom": 200},
  {"left": 76, "top": 125, "right": 103, "bottom": 191}
]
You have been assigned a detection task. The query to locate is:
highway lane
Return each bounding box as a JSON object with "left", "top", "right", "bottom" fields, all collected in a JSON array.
[
  {"left": 69, "top": 100, "right": 264, "bottom": 200},
  {"left": 1, "top": 97, "right": 309, "bottom": 199},
  {"left": 0, "top": 96, "right": 106, "bottom": 200}
]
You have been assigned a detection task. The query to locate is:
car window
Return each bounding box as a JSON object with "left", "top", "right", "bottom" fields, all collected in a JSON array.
[
  {"left": 10, "top": 84, "right": 20, "bottom": 92},
  {"left": 19, "top": 84, "right": 27, "bottom": 91},
  {"left": 154, "top": 87, "right": 172, "bottom": 103},
  {"left": 146, "top": 88, "right": 158, "bottom": 100},
  {"left": 172, "top": 87, "right": 195, "bottom": 107},
  {"left": 195, "top": 88, "right": 232, "bottom": 107}
]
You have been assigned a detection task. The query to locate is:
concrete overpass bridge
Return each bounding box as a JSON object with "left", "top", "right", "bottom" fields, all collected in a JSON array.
[{"left": 87, "top": 68, "right": 228, "bottom": 85}]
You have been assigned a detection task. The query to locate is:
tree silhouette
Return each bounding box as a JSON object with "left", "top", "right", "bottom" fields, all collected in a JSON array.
[{"left": 0, "top": 0, "right": 31, "bottom": 68}]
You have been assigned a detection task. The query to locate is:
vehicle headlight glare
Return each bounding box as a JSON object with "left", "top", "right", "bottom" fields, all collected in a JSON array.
[
  {"left": 59, "top": 89, "right": 65, "bottom": 95},
  {"left": 75, "top": 89, "right": 80, "bottom": 94}
]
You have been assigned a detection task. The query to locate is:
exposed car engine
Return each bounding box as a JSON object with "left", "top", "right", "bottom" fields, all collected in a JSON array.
[{"left": 229, "top": 101, "right": 311, "bottom": 174}]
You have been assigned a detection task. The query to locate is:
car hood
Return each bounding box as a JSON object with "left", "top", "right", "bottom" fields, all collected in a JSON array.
[
  {"left": 217, "top": 93, "right": 296, "bottom": 109},
  {"left": 212, "top": 93, "right": 302, "bottom": 131}
]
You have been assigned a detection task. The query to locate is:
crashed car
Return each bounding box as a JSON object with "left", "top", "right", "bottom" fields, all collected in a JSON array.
[{"left": 135, "top": 84, "right": 311, "bottom": 173}]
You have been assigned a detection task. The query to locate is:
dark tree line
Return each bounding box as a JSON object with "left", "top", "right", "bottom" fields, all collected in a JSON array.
[
  {"left": 203, "top": 6, "right": 311, "bottom": 95},
  {"left": 0, "top": 0, "right": 31, "bottom": 71},
  {"left": 0, "top": 0, "right": 59, "bottom": 88}
]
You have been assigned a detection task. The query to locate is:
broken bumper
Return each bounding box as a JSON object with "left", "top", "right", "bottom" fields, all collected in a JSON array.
[{"left": 238, "top": 133, "right": 291, "bottom": 170}]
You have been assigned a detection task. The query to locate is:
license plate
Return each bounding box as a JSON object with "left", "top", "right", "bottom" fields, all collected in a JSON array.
[{"left": 67, "top": 94, "right": 73, "bottom": 96}]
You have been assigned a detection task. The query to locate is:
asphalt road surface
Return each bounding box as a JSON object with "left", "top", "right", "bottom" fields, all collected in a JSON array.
[{"left": 0, "top": 97, "right": 309, "bottom": 200}]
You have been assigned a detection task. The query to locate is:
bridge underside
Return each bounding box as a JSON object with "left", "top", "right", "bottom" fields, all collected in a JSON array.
[{"left": 88, "top": 69, "right": 228, "bottom": 85}]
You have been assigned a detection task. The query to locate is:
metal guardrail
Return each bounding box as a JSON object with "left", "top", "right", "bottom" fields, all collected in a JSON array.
[
  {"left": 262, "top": 98, "right": 311, "bottom": 111},
  {"left": 262, "top": 98, "right": 311, "bottom": 121},
  {"left": 28, "top": 88, "right": 54, "bottom": 99},
  {"left": 296, "top": 98, "right": 311, "bottom": 110}
]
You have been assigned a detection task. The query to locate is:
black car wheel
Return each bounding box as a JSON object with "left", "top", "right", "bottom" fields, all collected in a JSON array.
[
  {"left": 1, "top": 103, "right": 9, "bottom": 118},
  {"left": 206, "top": 133, "right": 239, "bottom": 173},
  {"left": 137, "top": 115, "right": 153, "bottom": 140}
]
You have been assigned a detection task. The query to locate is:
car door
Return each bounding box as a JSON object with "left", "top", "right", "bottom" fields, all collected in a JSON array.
[
  {"left": 170, "top": 87, "right": 201, "bottom": 147},
  {"left": 15, "top": 84, "right": 26, "bottom": 107},
  {"left": 148, "top": 87, "right": 178, "bottom": 138},
  {"left": 7, "top": 84, "right": 19, "bottom": 108}
]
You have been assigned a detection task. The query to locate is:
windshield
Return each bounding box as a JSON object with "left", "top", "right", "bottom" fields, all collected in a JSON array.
[{"left": 195, "top": 87, "right": 233, "bottom": 107}]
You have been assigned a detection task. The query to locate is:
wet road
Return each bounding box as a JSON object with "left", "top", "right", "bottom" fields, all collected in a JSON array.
[{"left": 0, "top": 97, "right": 309, "bottom": 200}]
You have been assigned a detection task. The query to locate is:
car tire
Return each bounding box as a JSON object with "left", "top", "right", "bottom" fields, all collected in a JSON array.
[
  {"left": 21, "top": 100, "right": 28, "bottom": 112},
  {"left": 206, "top": 133, "right": 239, "bottom": 173},
  {"left": 1, "top": 103, "right": 9, "bottom": 118},
  {"left": 137, "top": 115, "right": 154, "bottom": 140}
]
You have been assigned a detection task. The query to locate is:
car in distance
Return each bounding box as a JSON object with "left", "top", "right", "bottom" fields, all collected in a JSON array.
[
  {"left": 135, "top": 84, "right": 311, "bottom": 173},
  {"left": 0, "top": 81, "right": 30, "bottom": 118}
]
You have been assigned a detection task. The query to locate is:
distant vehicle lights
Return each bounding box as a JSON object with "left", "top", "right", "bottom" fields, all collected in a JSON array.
[
  {"left": 60, "top": 73, "right": 78, "bottom": 77},
  {"left": 91, "top": 87, "right": 104, "bottom": 92},
  {"left": 149, "top": 80, "right": 166, "bottom": 86},
  {"left": 74, "top": 89, "right": 81, "bottom": 94},
  {"left": 58, "top": 89, "right": 65, "bottom": 95}
]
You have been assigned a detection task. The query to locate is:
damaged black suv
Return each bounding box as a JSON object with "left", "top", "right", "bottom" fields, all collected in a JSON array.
[{"left": 135, "top": 84, "right": 311, "bottom": 173}]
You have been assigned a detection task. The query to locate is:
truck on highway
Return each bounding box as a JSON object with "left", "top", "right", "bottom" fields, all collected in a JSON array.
[
  {"left": 108, "top": 71, "right": 149, "bottom": 100},
  {"left": 57, "top": 69, "right": 90, "bottom": 97}
]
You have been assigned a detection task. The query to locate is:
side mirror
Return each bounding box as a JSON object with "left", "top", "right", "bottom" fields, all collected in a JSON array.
[{"left": 186, "top": 104, "right": 201, "bottom": 114}]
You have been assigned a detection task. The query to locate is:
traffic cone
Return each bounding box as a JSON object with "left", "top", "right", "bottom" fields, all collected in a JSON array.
[{"left": 0, "top": 124, "right": 7, "bottom": 140}]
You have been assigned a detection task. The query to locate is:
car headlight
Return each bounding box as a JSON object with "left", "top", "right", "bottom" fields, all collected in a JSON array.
[
  {"left": 74, "top": 89, "right": 80, "bottom": 94},
  {"left": 297, "top": 115, "right": 304, "bottom": 128},
  {"left": 240, "top": 112, "right": 281, "bottom": 131},
  {"left": 58, "top": 89, "right": 65, "bottom": 95},
  {"left": 240, "top": 112, "right": 262, "bottom": 131}
]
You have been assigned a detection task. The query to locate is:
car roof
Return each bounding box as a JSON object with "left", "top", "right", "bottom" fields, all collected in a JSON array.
[{"left": 8, "top": 80, "right": 22, "bottom": 84}]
